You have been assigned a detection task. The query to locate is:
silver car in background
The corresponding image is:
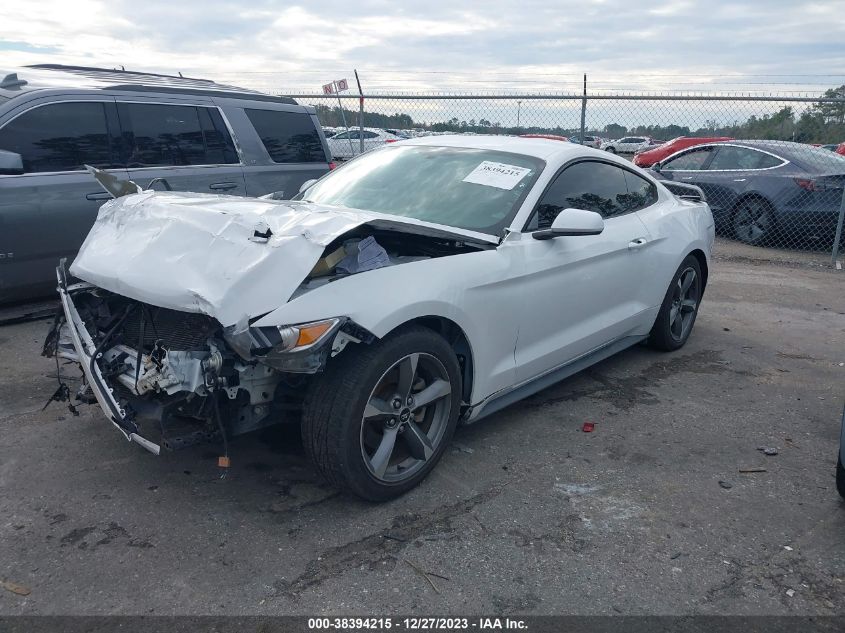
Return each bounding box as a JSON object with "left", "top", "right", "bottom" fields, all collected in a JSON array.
[{"left": 0, "top": 64, "right": 333, "bottom": 303}]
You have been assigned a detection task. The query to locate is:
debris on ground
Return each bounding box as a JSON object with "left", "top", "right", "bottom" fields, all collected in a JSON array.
[
  {"left": 739, "top": 467, "right": 767, "bottom": 473},
  {"left": 757, "top": 446, "right": 779, "bottom": 456},
  {"left": 404, "top": 559, "right": 445, "bottom": 594},
  {"left": 718, "top": 480, "right": 733, "bottom": 489},
  {"left": 451, "top": 443, "right": 474, "bottom": 454},
  {"left": 582, "top": 422, "right": 595, "bottom": 433},
  {"left": 1, "top": 580, "right": 31, "bottom": 596},
  {"left": 784, "top": 545, "right": 793, "bottom": 551},
  {"left": 786, "top": 589, "right": 795, "bottom": 598}
]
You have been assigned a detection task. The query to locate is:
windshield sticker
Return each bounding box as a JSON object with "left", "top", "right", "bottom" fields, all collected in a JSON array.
[{"left": 462, "top": 161, "right": 532, "bottom": 190}]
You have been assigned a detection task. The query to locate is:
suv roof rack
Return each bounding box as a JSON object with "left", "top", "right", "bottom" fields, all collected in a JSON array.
[{"left": 24, "top": 64, "right": 296, "bottom": 104}]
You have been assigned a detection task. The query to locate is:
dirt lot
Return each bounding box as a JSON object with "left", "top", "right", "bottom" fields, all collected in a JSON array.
[{"left": 1, "top": 238, "right": 843, "bottom": 616}]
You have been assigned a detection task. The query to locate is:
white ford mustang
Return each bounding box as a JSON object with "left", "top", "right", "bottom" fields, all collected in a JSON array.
[{"left": 46, "top": 135, "right": 715, "bottom": 500}]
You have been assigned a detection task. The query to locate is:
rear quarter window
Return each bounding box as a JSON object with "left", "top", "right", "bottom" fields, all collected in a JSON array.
[{"left": 245, "top": 109, "right": 326, "bottom": 163}]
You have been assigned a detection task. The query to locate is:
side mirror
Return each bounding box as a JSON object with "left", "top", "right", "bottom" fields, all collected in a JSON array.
[
  {"left": 299, "top": 178, "right": 317, "bottom": 194},
  {"left": 532, "top": 208, "right": 604, "bottom": 240},
  {"left": 0, "top": 150, "right": 24, "bottom": 175}
]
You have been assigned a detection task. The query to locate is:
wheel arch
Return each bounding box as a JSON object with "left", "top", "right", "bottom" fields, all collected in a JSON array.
[
  {"left": 687, "top": 248, "right": 709, "bottom": 292},
  {"left": 731, "top": 191, "right": 776, "bottom": 215},
  {"left": 383, "top": 316, "right": 475, "bottom": 406}
]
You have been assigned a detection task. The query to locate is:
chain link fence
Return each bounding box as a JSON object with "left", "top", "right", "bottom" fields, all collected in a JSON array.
[{"left": 286, "top": 92, "right": 845, "bottom": 261}]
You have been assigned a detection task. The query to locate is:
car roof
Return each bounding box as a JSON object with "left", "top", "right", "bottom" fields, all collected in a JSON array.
[
  {"left": 0, "top": 64, "right": 297, "bottom": 104},
  {"left": 399, "top": 134, "right": 598, "bottom": 161}
]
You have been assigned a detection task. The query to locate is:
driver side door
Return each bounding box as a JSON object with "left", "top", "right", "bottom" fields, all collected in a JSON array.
[{"left": 512, "top": 160, "right": 658, "bottom": 382}]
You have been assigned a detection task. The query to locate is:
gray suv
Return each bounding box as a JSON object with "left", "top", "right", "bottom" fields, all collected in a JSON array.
[{"left": 0, "top": 64, "right": 332, "bottom": 303}]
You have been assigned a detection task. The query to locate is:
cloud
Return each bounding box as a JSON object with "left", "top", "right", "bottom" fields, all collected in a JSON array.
[{"left": 1, "top": 0, "right": 844, "bottom": 95}]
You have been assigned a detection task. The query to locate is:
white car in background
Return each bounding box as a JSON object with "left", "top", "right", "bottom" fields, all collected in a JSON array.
[
  {"left": 47, "top": 136, "right": 714, "bottom": 501},
  {"left": 602, "top": 136, "right": 652, "bottom": 154},
  {"left": 327, "top": 127, "right": 404, "bottom": 160}
]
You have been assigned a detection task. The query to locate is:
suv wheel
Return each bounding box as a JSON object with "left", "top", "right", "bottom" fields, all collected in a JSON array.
[
  {"left": 605, "top": 147, "right": 617, "bottom": 154},
  {"left": 301, "top": 326, "right": 462, "bottom": 501}
]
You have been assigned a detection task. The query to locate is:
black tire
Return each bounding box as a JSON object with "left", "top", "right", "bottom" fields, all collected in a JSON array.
[
  {"left": 732, "top": 197, "right": 776, "bottom": 246},
  {"left": 301, "top": 326, "right": 462, "bottom": 501},
  {"left": 605, "top": 147, "right": 617, "bottom": 154},
  {"left": 648, "top": 255, "right": 703, "bottom": 352},
  {"left": 837, "top": 455, "right": 845, "bottom": 500}
]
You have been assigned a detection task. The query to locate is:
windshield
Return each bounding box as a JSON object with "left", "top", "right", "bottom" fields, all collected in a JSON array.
[{"left": 301, "top": 145, "right": 544, "bottom": 234}]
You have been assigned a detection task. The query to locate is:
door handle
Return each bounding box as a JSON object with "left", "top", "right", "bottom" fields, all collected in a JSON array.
[
  {"left": 628, "top": 237, "right": 648, "bottom": 250},
  {"left": 681, "top": 176, "right": 694, "bottom": 180},
  {"left": 209, "top": 182, "right": 238, "bottom": 191},
  {"left": 85, "top": 192, "right": 112, "bottom": 201},
  {"left": 733, "top": 178, "right": 746, "bottom": 182}
]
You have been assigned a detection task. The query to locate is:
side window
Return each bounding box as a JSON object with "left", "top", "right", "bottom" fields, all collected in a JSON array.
[
  {"left": 622, "top": 170, "right": 658, "bottom": 210},
  {"left": 118, "top": 103, "right": 207, "bottom": 167},
  {"left": 332, "top": 131, "right": 350, "bottom": 139},
  {"left": 198, "top": 108, "right": 238, "bottom": 164},
  {"left": 0, "top": 102, "right": 112, "bottom": 173},
  {"left": 245, "top": 109, "right": 326, "bottom": 163},
  {"left": 708, "top": 146, "right": 781, "bottom": 170},
  {"left": 535, "top": 161, "right": 635, "bottom": 228},
  {"left": 363, "top": 131, "right": 379, "bottom": 139},
  {"left": 662, "top": 148, "right": 712, "bottom": 171}
]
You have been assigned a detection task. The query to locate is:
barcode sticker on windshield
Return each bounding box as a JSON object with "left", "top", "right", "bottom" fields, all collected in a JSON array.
[{"left": 462, "top": 161, "right": 531, "bottom": 190}]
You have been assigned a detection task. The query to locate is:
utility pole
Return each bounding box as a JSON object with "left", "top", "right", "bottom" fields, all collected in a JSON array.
[
  {"left": 333, "top": 80, "right": 355, "bottom": 156},
  {"left": 516, "top": 100, "right": 522, "bottom": 131}
]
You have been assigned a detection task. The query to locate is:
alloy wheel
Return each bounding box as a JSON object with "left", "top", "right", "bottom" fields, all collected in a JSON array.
[
  {"left": 734, "top": 199, "right": 773, "bottom": 244},
  {"left": 360, "top": 353, "right": 453, "bottom": 483},
  {"left": 669, "top": 267, "right": 700, "bottom": 342}
]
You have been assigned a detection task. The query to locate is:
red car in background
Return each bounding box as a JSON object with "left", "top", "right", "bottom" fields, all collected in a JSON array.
[
  {"left": 519, "top": 134, "right": 570, "bottom": 142},
  {"left": 633, "top": 136, "right": 733, "bottom": 167},
  {"left": 837, "top": 143, "right": 845, "bottom": 156}
]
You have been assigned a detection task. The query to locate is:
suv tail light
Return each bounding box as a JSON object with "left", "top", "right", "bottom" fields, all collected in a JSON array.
[
  {"left": 795, "top": 178, "right": 816, "bottom": 191},
  {"left": 384, "top": 139, "right": 398, "bottom": 144}
]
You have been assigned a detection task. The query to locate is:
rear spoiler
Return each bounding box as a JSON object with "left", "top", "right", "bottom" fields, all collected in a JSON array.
[{"left": 662, "top": 181, "right": 706, "bottom": 203}]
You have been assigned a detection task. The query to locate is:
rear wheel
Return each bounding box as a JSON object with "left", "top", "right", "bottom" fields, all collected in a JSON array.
[
  {"left": 301, "top": 326, "right": 461, "bottom": 501},
  {"left": 733, "top": 197, "right": 776, "bottom": 246},
  {"left": 648, "top": 255, "right": 703, "bottom": 352},
  {"left": 605, "top": 147, "right": 617, "bottom": 154}
]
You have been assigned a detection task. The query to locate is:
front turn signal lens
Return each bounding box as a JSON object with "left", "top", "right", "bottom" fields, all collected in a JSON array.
[{"left": 295, "top": 320, "right": 335, "bottom": 347}]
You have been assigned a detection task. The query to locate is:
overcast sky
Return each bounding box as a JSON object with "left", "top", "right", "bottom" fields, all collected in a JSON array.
[{"left": 3, "top": 0, "right": 845, "bottom": 95}]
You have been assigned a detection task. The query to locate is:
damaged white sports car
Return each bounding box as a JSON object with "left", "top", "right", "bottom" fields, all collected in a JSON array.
[{"left": 45, "top": 136, "right": 714, "bottom": 500}]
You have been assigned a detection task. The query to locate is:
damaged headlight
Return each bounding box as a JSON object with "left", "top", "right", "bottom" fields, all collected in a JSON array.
[
  {"left": 224, "top": 318, "right": 341, "bottom": 360},
  {"left": 250, "top": 319, "right": 339, "bottom": 355}
]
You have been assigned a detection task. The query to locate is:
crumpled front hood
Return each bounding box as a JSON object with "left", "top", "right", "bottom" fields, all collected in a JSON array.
[{"left": 70, "top": 191, "right": 496, "bottom": 327}]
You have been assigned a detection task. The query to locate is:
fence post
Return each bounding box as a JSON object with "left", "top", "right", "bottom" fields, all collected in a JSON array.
[
  {"left": 832, "top": 187, "right": 845, "bottom": 266},
  {"left": 355, "top": 70, "right": 364, "bottom": 154},
  {"left": 579, "top": 73, "right": 587, "bottom": 144}
]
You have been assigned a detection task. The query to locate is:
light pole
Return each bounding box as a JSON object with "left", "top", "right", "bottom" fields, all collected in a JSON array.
[{"left": 516, "top": 100, "right": 522, "bottom": 131}]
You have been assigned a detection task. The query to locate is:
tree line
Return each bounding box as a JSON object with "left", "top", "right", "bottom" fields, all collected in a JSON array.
[{"left": 313, "top": 86, "right": 845, "bottom": 143}]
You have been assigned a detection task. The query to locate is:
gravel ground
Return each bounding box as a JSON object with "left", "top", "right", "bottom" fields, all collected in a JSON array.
[{"left": 1, "top": 238, "right": 843, "bottom": 616}]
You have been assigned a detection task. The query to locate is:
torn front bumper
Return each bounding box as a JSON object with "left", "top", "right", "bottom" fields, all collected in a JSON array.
[{"left": 55, "top": 262, "right": 161, "bottom": 455}]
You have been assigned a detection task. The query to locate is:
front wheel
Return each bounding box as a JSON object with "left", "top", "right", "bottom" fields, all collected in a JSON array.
[
  {"left": 648, "top": 255, "right": 703, "bottom": 352},
  {"left": 605, "top": 147, "right": 617, "bottom": 154},
  {"left": 301, "top": 326, "right": 462, "bottom": 501}
]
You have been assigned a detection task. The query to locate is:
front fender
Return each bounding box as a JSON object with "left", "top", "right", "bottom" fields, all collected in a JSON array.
[{"left": 252, "top": 250, "right": 522, "bottom": 403}]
